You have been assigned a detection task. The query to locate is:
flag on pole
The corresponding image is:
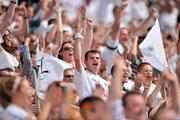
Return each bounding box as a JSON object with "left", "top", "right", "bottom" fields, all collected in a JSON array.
[
  {"left": 36, "top": 51, "right": 72, "bottom": 100},
  {"left": 139, "top": 19, "right": 168, "bottom": 72}
]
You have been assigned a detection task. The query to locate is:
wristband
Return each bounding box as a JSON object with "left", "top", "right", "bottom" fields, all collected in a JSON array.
[
  {"left": 144, "top": 86, "right": 150, "bottom": 89},
  {"left": 74, "top": 33, "right": 84, "bottom": 40}
]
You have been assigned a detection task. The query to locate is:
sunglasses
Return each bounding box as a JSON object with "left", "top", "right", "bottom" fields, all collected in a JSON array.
[
  {"left": 64, "top": 75, "right": 74, "bottom": 78},
  {"left": 63, "top": 47, "right": 73, "bottom": 51}
]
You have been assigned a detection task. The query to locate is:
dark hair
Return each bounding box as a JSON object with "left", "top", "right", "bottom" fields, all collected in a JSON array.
[
  {"left": 122, "top": 91, "right": 142, "bottom": 108},
  {"left": 58, "top": 41, "right": 72, "bottom": 60},
  {"left": 137, "top": 62, "right": 151, "bottom": 73},
  {"left": 48, "top": 19, "right": 56, "bottom": 25},
  {"left": 79, "top": 96, "right": 104, "bottom": 110},
  {"left": 84, "top": 50, "right": 100, "bottom": 60},
  {"left": 112, "top": 6, "right": 120, "bottom": 16},
  {"left": 30, "top": 50, "right": 36, "bottom": 58}
]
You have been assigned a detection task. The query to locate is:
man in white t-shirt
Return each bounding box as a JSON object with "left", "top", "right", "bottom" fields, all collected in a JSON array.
[
  {"left": 74, "top": 33, "right": 109, "bottom": 100},
  {"left": 100, "top": 3, "right": 129, "bottom": 74}
]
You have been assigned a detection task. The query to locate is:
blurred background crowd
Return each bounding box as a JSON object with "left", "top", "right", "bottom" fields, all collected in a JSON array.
[{"left": 0, "top": 0, "right": 179, "bottom": 120}]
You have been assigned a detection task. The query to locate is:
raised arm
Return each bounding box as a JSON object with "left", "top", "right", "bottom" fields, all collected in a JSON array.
[
  {"left": 146, "top": 76, "right": 163, "bottom": 106},
  {"left": 22, "top": 7, "right": 29, "bottom": 35},
  {"left": 44, "top": 23, "right": 57, "bottom": 43},
  {"left": 73, "top": 28, "right": 84, "bottom": 73},
  {"left": 131, "top": 8, "right": 158, "bottom": 37},
  {"left": 111, "top": 1, "right": 128, "bottom": 41},
  {"left": 127, "top": 35, "right": 139, "bottom": 60},
  {"left": 162, "top": 69, "right": 180, "bottom": 114},
  {"left": 21, "top": 38, "right": 32, "bottom": 76},
  {"left": 109, "top": 56, "right": 124, "bottom": 100},
  {"left": 82, "top": 19, "right": 93, "bottom": 56},
  {"left": 52, "top": 11, "right": 63, "bottom": 57},
  {"left": 0, "top": 0, "right": 16, "bottom": 35}
]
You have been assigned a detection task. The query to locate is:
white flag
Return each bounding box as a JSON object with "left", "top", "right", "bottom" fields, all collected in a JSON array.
[
  {"left": 139, "top": 19, "right": 168, "bottom": 71},
  {"left": 36, "top": 52, "right": 72, "bottom": 100},
  {"left": 0, "top": 50, "right": 19, "bottom": 71}
]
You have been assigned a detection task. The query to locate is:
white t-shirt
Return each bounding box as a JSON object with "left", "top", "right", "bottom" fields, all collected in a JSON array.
[
  {"left": 159, "top": 8, "right": 179, "bottom": 36},
  {"left": 0, "top": 50, "right": 19, "bottom": 70},
  {"left": 123, "top": 80, "right": 135, "bottom": 92},
  {"left": 132, "top": 83, "right": 161, "bottom": 107},
  {"left": 2, "top": 104, "right": 29, "bottom": 120},
  {"left": 74, "top": 69, "right": 109, "bottom": 100},
  {"left": 100, "top": 36, "right": 124, "bottom": 74}
]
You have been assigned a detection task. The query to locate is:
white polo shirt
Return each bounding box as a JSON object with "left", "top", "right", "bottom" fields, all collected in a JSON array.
[{"left": 74, "top": 69, "right": 109, "bottom": 100}]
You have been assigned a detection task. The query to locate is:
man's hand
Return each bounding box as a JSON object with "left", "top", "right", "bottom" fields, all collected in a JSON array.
[
  {"left": 161, "top": 68, "right": 178, "bottom": 83},
  {"left": 24, "top": 37, "right": 30, "bottom": 47},
  {"left": 134, "top": 74, "right": 144, "bottom": 89},
  {"left": 149, "top": 7, "right": 158, "bottom": 20},
  {"left": 79, "top": 4, "right": 86, "bottom": 18},
  {"left": 120, "top": 0, "right": 128, "bottom": 11}
]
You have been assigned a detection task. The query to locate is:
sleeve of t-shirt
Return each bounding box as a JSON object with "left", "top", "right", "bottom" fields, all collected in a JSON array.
[
  {"left": 74, "top": 69, "right": 92, "bottom": 100},
  {"left": 106, "top": 36, "right": 119, "bottom": 50}
]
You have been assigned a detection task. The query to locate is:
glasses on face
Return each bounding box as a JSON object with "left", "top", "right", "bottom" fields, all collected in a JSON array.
[
  {"left": 63, "top": 47, "right": 74, "bottom": 51},
  {"left": 64, "top": 75, "right": 74, "bottom": 78}
]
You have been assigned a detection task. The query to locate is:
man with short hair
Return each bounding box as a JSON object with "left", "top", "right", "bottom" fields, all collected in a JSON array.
[
  {"left": 122, "top": 91, "right": 146, "bottom": 120},
  {"left": 63, "top": 68, "right": 74, "bottom": 83},
  {"left": 79, "top": 96, "right": 111, "bottom": 120},
  {"left": 74, "top": 32, "right": 108, "bottom": 100}
]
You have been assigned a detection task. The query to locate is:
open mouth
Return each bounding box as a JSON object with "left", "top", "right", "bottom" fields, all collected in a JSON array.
[
  {"left": 93, "top": 63, "right": 98, "bottom": 66},
  {"left": 69, "top": 53, "right": 73, "bottom": 56},
  {"left": 123, "top": 74, "right": 128, "bottom": 77}
]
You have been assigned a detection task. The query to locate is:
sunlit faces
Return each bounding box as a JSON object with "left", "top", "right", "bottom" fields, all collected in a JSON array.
[
  {"left": 27, "top": 6, "right": 34, "bottom": 20},
  {"left": 63, "top": 31, "right": 73, "bottom": 43},
  {"left": 122, "top": 64, "right": 132, "bottom": 83},
  {"left": 80, "top": 97, "right": 111, "bottom": 120},
  {"left": 46, "top": 83, "right": 64, "bottom": 107},
  {"left": 13, "top": 79, "right": 34, "bottom": 107},
  {"left": 124, "top": 94, "right": 146, "bottom": 120},
  {"left": 63, "top": 69, "right": 74, "bottom": 83},
  {"left": 60, "top": 43, "right": 74, "bottom": 63},
  {"left": 84, "top": 52, "right": 101, "bottom": 75},
  {"left": 141, "top": 64, "right": 153, "bottom": 79},
  {"left": 119, "top": 28, "right": 129, "bottom": 45}
]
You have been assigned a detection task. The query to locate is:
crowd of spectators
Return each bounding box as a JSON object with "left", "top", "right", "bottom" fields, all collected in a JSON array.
[{"left": 0, "top": 0, "right": 179, "bottom": 120}]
